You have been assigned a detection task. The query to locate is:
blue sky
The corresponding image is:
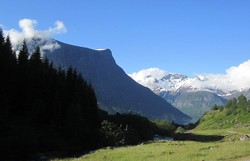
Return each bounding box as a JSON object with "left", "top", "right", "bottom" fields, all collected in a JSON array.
[{"left": 1, "top": 0, "right": 250, "bottom": 76}]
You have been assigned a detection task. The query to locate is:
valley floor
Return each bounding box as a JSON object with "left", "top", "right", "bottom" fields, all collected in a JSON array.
[{"left": 53, "top": 128, "right": 250, "bottom": 161}]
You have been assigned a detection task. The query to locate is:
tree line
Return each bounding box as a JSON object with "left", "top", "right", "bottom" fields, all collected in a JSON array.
[
  {"left": 0, "top": 30, "right": 175, "bottom": 160},
  {"left": 211, "top": 94, "right": 250, "bottom": 115}
]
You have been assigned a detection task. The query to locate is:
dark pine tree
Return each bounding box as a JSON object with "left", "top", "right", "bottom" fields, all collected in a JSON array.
[
  {"left": 0, "top": 34, "right": 16, "bottom": 68},
  {"left": 29, "top": 46, "right": 43, "bottom": 107},
  {"left": 0, "top": 34, "right": 16, "bottom": 121},
  {"left": 14, "top": 40, "right": 30, "bottom": 116},
  {"left": 3, "top": 36, "right": 16, "bottom": 64},
  {"left": 30, "top": 46, "right": 42, "bottom": 65},
  {"left": 18, "top": 40, "right": 29, "bottom": 66}
]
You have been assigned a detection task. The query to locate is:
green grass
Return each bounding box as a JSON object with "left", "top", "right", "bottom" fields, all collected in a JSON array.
[
  {"left": 195, "top": 109, "right": 250, "bottom": 130},
  {"left": 53, "top": 136, "right": 250, "bottom": 161}
]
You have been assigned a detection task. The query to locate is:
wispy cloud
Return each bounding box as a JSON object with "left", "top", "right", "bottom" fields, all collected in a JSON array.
[{"left": 3, "top": 18, "right": 67, "bottom": 53}]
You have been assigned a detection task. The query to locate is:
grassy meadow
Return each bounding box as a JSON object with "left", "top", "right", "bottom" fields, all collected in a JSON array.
[{"left": 53, "top": 128, "right": 250, "bottom": 161}]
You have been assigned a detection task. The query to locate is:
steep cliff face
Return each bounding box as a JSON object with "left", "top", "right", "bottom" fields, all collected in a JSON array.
[{"left": 45, "top": 41, "right": 191, "bottom": 124}]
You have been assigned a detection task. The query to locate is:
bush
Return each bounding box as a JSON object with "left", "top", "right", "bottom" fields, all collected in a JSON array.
[
  {"left": 100, "top": 120, "right": 124, "bottom": 146},
  {"left": 219, "top": 107, "right": 224, "bottom": 112},
  {"left": 211, "top": 104, "right": 219, "bottom": 111},
  {"left": 224, "top": 108, "right": 233, "bottom": 116},
  {"left": 175, "top": 127, "right": 186, "bottom": 133},
  {"left": 153, "top": 119, "right": 176, "bottom": 135},
  {"left": 108, "top": 113, "right": 156, "bottom": 143}
]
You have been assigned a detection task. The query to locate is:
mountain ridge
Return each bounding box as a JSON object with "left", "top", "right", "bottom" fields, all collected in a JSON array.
[
  {"left": 129, "top": 68, "right": 250, "bottom": 97},
  {"left": 43, "top": 41, "right": 191, "bottom": 124}
]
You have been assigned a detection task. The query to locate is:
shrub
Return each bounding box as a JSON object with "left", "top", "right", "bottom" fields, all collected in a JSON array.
[
  {"left": 153, "top": 119, "right": 176, "bottom": 135},
  {"left": 175, "top": 127, "right": 186, "bottom": 133},
  {"left": 100, "top": 120, "right": 124, "bottom": 146},
  {"left": 211, "top": 104, "right": 219, "bottom": 111}
]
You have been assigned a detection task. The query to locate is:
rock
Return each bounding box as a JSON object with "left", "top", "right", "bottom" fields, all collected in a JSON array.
[{"left": 240, "top": 134, "right": 249, "bottom": 141}]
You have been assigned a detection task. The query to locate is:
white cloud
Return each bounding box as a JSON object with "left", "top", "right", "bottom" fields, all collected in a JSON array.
[
  {"left": 208, "top": 60, "right": 250, "bottom": 91},
  {"left": 129, "top": 68, "right": 170, "bottom": 89},
  {"left": 48, "top": 20, "right": 67, "bottom": 34},
  {"left": 3, "top": 18, "right": 67, "bottom": 53},
  {"left": 19, "top": 19, "right": 37, "bottom": 38},
  {"left": 129, "top": 68, "right": 169, "bottom": 80},
  {"left": 187, "top": 60, "right": 250, "bottom": 92}
]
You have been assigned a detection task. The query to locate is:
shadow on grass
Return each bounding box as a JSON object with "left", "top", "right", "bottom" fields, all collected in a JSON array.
[{"left": 173, "top": 133, "right": 224, "bottom": 142}]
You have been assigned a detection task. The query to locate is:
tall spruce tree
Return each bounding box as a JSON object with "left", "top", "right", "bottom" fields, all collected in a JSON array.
[
  {"left": 0, "top": 35, "right": 16, "bottom": 113},
  {"left": 0, "top": 28, "right": 4, "bottom": 52},
  {"left": 3, "top": 36, "right": 16, "bottom": 65},
  {"left": 15, "top": 40, "right": 30, "bottom": 116},
  {"left": 18, "top": 40, "right": 29, "bottom": 65},
  {"left": 30, "top": 46, "right": 41, "bottom": 65},
  {"left": 0, "top": 29, "right": 5, "bottom": 72},
  {"left": 0, "top": 29, "right": 5, "bottom": 71}
]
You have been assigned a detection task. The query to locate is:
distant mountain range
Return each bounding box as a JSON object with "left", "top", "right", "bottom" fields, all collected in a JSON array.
[
  {"left": 39, "top": 41, "right": 191, "bottom": 124},
  {"left": 129, "top": 68, "right": 250, "bottom": 122}
]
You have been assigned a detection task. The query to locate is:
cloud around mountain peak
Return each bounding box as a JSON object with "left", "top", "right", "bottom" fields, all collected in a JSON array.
[
  {"left": 129, "top": 68, "right": 171, "bottom": 90},
  {"left": 129, "top": 68, "right": 170, "bottom": 80},
  {"left": 3, "top": 18, "right": 67, "bottom": 53},
  {"left": 129, "top": 59, "right": 250, "bottom": 94}
]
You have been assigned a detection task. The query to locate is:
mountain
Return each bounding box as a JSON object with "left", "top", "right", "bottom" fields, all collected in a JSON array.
[
  {"left": 223, "top": 88, "right": 250, "bottom": 100},
  {"left": 129, "top": 68, "right": 250, "bottom": 96},
  {"left": 43, "top": 41, "right": 191, "bottom": 124},
  {"left": 161, "top": 91, "right": 227, "bottom": 122},
  {"left": 129, "top": 68, "right": 230, "bottom": 122}
]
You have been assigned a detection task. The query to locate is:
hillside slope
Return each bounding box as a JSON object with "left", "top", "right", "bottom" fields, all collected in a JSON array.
[{"left": 194, "top": 95, "right": 250, "bottom": 130}]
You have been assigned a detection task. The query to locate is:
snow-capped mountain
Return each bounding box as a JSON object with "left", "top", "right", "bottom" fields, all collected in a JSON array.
[
  {"left": 129, "top": 67, "right": 250, "bottom": 122},
  {"left": 129, "top": 68, "right": 250, "bottom": 97}
]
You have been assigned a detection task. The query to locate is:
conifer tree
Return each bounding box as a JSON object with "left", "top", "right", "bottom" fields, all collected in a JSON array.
[
  {"left": 18, "top": 40, "right": 29, "bottom": 65},
  {"left": 1, "top": 35, "right": 16, "bottom": 107},
  {"left": 15, "top": 40, "right": 30, "bottom": 116},
  {"left": 3, "top": 36, "right": 16, "bottom": 65},
  {"left": 0, "top": 30, "right": 6, "bottom": 64},
  {"left": 238, "top": 94, "right": 247, "bottom": 110},
  {"left": 0, "top": 29, "right": 6, "bottom": 123},
  {"left": 0, "top": 28, "right": 4, "bottom": 52},
  {"left": 30, "top": 46, "right": 41, "bottom": 65}
]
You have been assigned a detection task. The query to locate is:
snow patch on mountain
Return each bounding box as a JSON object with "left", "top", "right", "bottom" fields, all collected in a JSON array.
[
  {"left": 95, "top": 48, "right": 108, "bottom": 51},
  {"left": 129, "top": 60, "right": 250, "bottom": 96}
]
